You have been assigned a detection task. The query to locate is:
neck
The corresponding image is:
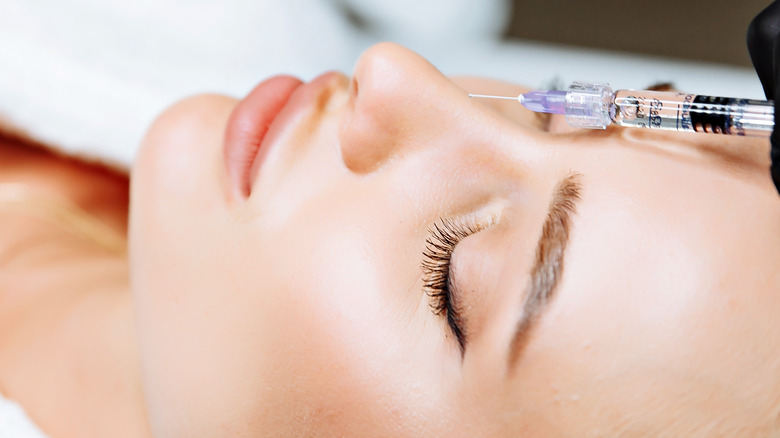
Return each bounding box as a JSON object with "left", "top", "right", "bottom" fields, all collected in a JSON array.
[
  {"left": 0, "top": 134, "right": 148, "bottom": 436},
  {"left": 0, "top": 223, "right": 151, "bottom": 437}
]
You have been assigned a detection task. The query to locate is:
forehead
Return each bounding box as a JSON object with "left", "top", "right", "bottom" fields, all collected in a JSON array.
[{"left": 491, "top": 177, "right": 780, "bottom": 435}]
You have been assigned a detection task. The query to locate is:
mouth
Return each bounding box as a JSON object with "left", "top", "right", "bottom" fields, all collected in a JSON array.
[
  {"left": 224, "top": 72, "right": 345, "bottom": 198},
  {"left": 223, "top": 75, "right": 302, "bottom": 198}
]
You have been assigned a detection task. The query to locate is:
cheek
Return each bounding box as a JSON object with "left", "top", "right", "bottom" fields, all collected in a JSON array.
[
  {"left": 250, "top": 206, "right": 455, "bottom": 435},
  {"left": 130, "top": 190, "right": 454, "bottom": 435},
  {"left": 253, "top": 233, "right": 395, "bottom": 426}
]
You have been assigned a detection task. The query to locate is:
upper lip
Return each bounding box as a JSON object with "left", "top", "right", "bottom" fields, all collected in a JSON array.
[{"left": 224, "top": 71, "right": 345, "bottom": 199}]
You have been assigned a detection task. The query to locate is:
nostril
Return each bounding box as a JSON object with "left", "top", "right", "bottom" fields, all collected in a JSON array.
[
  {"left": 340, "top": 43, "right": 451, "bottom": 174},
  {"left": 350, "top": 76, "right": 358, "bottom": 102}
]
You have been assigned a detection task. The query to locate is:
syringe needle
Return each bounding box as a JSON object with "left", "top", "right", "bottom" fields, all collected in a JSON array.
[{"left": 468, "top": 94, "right": 519, "bottom": 101}]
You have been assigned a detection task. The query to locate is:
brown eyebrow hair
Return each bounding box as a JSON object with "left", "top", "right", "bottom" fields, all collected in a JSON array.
[{"left": 507, "top": 173, "right": 582, "bottom": 369}]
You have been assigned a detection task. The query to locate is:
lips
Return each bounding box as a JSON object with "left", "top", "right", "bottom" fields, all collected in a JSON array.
[
  {"left": 223, "top": 75, "right": 303, "bottom": 198},
  {"left": 224, "top": 72, "right": 345, "bottom": 199}
]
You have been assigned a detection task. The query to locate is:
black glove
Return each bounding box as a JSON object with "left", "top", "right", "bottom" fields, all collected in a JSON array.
[{"left": 747, "top": 0, "right": 780, "bottom": 195}]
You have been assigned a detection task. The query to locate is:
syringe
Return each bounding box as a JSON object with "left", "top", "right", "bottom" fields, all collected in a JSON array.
[{"left": 469, "top": 81, "right": 774, "bottom": 137}]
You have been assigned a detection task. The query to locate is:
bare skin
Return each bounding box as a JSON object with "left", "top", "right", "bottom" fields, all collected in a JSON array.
[
  {"left": 0, "top": 136, "right": 150, "bottom": 438},
  {"left": 0, "top": 43, "right": 778, "bottom": 437}
]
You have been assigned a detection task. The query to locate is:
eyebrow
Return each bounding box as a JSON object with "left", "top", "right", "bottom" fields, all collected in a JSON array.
[{"left": 507, "top": 173, "right": 582, "bottom": 370}]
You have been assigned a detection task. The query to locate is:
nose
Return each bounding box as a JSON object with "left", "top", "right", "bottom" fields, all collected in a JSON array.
[{"left": 339, "top": 43, "right": 471, "bottom": 173}]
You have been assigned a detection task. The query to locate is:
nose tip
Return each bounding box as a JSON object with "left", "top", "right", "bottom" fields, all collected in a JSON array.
[{"left": 339, "top": 43, "right": 457, "bottom": 173}]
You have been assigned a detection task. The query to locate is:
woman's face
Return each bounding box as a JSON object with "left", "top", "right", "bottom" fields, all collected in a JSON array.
[{"left": 130, "top": 43, "right": 780, "bottom": 437}]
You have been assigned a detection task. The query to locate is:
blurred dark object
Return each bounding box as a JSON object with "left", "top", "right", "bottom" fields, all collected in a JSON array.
[
  {"left": 505, "top": 0, "right": 769, "bottom": 67},
  {"left": 747, "top": 0, "right": 780, "bottom": 193}
]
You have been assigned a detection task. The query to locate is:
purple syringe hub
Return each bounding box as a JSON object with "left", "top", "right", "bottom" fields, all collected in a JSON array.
[
  {"left": 522, "top": 82, "right": 614, "bottom": 129},
  {"left": 520, "top": 90, "right": 567, "bottom": 114},
  {"left": 468, "top": 82, "right": 613, "bottom": 129}
]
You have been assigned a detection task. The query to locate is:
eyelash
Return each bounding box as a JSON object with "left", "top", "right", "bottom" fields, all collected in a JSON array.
[{"left": 421, "top": 217, "right": 482, "bottom": 350}]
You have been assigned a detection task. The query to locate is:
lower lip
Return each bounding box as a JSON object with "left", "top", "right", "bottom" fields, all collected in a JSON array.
[{"left": 223, "top": 75, "right": 303, "bottom": 198}]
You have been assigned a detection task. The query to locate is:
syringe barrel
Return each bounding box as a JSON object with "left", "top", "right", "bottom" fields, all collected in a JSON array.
[{"left": 612, "top": 90, "right": 774, "bottom": 137}]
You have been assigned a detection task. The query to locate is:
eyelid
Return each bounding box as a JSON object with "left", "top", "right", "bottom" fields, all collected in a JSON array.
[
  {"left": 421, "top": 218, "right": 476, "bottom": 351},
  {"left": 421, "top": 214, "right": 496, "bottom": 352},
  {"left": 446, "top": 258, "right": 468, "bottom": 345}
]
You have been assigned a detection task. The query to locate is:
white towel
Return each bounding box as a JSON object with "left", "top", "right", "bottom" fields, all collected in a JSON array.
[
  {"left": 0, "top": 394, "right": 48, "bottom": 438},
  {"left": 0, "top": 0, "right": 508, "bottom": 170}
]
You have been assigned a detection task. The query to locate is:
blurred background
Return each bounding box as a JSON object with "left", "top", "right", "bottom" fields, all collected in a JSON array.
[
  {"left": 504, "top": 0, "right": 768, "bottom": 67},
  {"left": 0, "top": 0, "right": 772, "bottom": 167}
]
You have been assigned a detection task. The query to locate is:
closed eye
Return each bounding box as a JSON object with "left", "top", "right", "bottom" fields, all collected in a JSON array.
[{"left": 421, "top": 217, "right": 485, "bottom": 353}]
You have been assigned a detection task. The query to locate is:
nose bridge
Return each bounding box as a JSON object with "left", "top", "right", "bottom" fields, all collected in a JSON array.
[{"left": 339, "top": 43, "right": 462, "bottom": 174}]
